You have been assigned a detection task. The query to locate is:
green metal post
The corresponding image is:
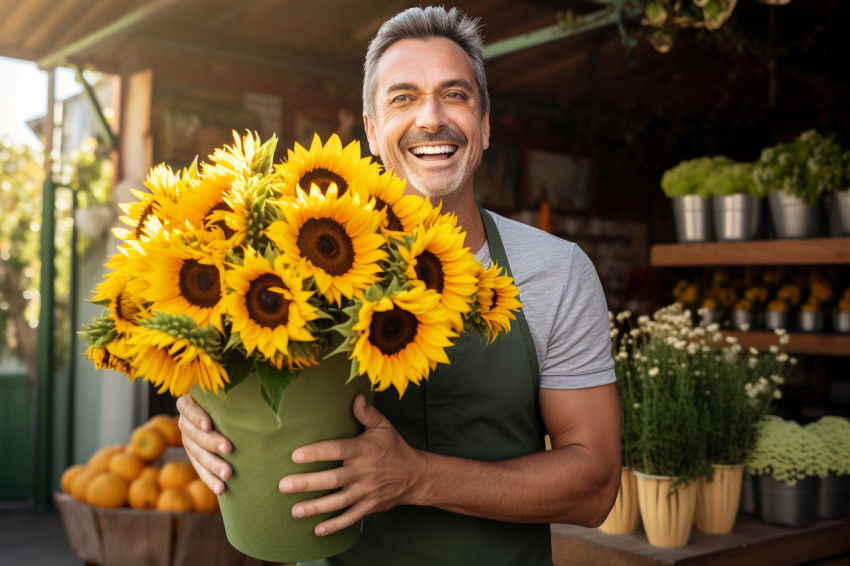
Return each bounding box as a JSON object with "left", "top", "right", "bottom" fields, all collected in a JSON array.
[{"left": 36, "top": 177, "right": 57, "bottom": 510}]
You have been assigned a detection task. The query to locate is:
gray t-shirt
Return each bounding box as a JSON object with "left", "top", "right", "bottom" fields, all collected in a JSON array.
[{"left": 474, "top": 211, "right": 616, "bottom": 390}]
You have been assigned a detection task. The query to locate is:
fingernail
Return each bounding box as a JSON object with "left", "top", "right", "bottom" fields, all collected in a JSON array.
[
  {"left": 292, "top": 451, "right": 304, "bottom": 463},
  {"left": 282, "top": 481, "right": 293, "bottom": 492},
  {"left": 293, "top": 506, "right": 304, "bottom": 518},
  {"left": 219, "top": 468, "right": 228, "bottom": 479},
  {"left": 316, "top": 526, "right": 327, "bottom": 536},
  {"left": 213, "top": 483, "right": 224, "bottom": 495},
  {"left": 218, "top": 443, "right": 227, "bottom": 452}
]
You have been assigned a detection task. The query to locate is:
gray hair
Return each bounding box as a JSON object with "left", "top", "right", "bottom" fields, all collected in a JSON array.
[{"left": 362, "top": 6, "right": 489, "bottom": 121}]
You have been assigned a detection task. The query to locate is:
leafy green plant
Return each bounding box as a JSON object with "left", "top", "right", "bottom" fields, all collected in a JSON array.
[
  {"left": 609, "top": 305, "right": 793, "bottom": 487},
  {"left": 703, "top": 161, "right": 763, "bottom": 197},
  {"left": 660, "top": 156, "right": 734, "bottom": 199},
  {"left": 746, "top": 416, "right": 830, "bottom": 485},
  {"left": 752, "top": 130, "right": 850, "bottom": 205},
  {"left": 608, "top": 310, "right": 643, "bottom": 470},
  {"left": 805, "top": 416, "right": 850, "bottom": 475}
]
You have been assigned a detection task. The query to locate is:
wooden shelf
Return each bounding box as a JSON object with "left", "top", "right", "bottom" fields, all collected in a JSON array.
[
  {"left": 723, "top": 330, "right": 850, "bottom": 357},
  {"left": 551, "top": 515, "right": 850, "bottom": 566},
  {"left": 650, "top": 238, "right": 850, "bottom": 267}
]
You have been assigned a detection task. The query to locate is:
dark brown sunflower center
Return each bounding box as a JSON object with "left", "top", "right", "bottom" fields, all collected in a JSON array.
[
  {"left": 246, "top": 273, "right": 291, "bottom": 328},
  {"left": 375, "top": 198, "right": 403, "bottom": 231},
  {"left": 414, "top": 251, "right": 444, "bottom": 293},
  {"left": 297, "top": 218, "right": 354, "bottom": 276},
  {"left": 178, "top": 259, "right": 221, "bottom": 308},
  {"left": 205, "top": 202, "right": 235, "bottom": 239},
  {"left": 370, "top": 306, "right": 418, "bottom": 355},
  {"left": 134, "top": 203, "right": 155, "bottom": 240},
  {"left": 300, "top": 168, "right": 348, "bottom": 195}
]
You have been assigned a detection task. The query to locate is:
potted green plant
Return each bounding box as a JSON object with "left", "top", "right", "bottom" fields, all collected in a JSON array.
[
  {"left": 629, "top": 306, "right": 712, "bottom": 547},
  {"left": 598, "top": 310, "right": 643, "bottom": 535},
  {"left": 692, "top": 328, "right": 791, "bottom": 533},
  {"left": 804, "top": 416, "right": 850, "bottom": 519},
  {"left": 704, "top": 161, "right": 765, "bottom": 241},
  {"left": 661, "top": 156, "right": 733, "bottom": 242},
  {"left": 753, "top": 130, "right": 849, "bottom": 238},
  {"left": 746, "top": 416, "right": 829, "bottom": 527}
]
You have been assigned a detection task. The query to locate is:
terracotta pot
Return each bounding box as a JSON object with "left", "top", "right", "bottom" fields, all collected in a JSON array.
[
  {"left": 634, "top": 471, "right": 697, "bottom": 548},
  {"left": 694, "top": 464, "right": 744, "bottom": 534},
  {"left": 598, "top": 467, "right": 640, "bottom": 535}
]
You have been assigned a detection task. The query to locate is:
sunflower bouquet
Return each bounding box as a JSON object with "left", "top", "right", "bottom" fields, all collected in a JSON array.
[{"left": 80, "top": 131, "right": 521, "bottom": 413}]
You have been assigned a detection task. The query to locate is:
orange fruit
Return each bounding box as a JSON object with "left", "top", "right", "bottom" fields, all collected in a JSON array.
[
  {"left": 60, "top": 464, "right": 87, "bottom": 495},
  {"left": 156, "top": 488, "right": 193, "bottom": 512},
  {"left": 86, "top": 472, "right": 128, "bottom": 508},
  {"left": 127, "top": 477, "right": 161, "bottom": 510},
  {"left": 87, "top": 444, "right": 125, "bottom": 472},
  {"left": 138, "top": 465, "right": 161, "bottom": 484},
  {"left": 129, "top": 426, "right": 167, "bottom": 462},
  {"left": 187, "top": 479, "right": 219, "bottom": 513},
  {"left": 108, "top": 451, "right": 146, "bottom": 482},
  {"left": 70, "top": 467, "right": 101, "bottom": 502},
  {"left": 158, "top": 461, "right": 198, "bottom": 491},
  {"left": 146, "top": 414, "right": 182, "bottom": 447}
]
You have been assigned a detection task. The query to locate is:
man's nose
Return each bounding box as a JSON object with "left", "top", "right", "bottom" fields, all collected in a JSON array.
[{"left": 414, "top": 95, "right": 448, "bottom": 132}]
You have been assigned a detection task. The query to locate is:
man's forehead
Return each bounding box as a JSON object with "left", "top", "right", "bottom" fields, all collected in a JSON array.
[{"left": 375, "top": 37, "right": 476, "bottom": 88}]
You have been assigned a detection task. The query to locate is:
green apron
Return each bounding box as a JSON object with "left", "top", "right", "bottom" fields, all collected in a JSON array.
[{"left": 306, "top": 205, "right": 552, "bottom": 566}]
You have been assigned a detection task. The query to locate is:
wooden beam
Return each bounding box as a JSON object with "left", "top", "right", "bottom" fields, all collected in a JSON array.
[{"left": 37, "top": 0, "right": 197, "bottom": 69}]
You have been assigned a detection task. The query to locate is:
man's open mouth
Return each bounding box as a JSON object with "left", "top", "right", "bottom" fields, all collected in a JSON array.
[{"left": 410, "top": 145, "right": 458, "bottom": 159}]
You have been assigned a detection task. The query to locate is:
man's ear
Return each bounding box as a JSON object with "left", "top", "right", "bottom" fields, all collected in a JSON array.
[
  {"left": 363, "top": 113, "right": 381, "bottom": 157},
  {"left": 482, "top": 110, "right": 491, "bottom": 151}
]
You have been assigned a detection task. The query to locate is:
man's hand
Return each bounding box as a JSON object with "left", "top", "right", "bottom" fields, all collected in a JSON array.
[
  {"left": 279, "top": 394, "right": 425, "bottom": 536},
  {"left": 176, "top": 394, "right": 234, "bottom": 495}
]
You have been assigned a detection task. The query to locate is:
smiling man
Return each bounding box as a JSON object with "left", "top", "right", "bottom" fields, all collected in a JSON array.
[{"left": 177, "top": 6, "right": 620, "bottom": 565}]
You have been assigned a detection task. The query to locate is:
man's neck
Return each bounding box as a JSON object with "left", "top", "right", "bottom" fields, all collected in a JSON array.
[{"left": 432, "top": 191, "right": 486, "bottom": 254}]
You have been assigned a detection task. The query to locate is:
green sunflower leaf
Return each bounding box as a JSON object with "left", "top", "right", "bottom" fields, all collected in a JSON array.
[
  {"left": 222, "top": 350, "right": 254, "bottom": 393},
  {"left": 257, "top": 362, "right": 298, "bottom": 413}
]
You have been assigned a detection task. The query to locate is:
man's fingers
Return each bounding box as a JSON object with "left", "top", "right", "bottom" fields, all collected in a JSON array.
[
  {"left": 353, "top": 394, "right": 385, "bottom": 429},
  {"left": 176, "top": 394, "right": 211, "bottom": 433},
  {"left": 312, "top": 501, "right": 373, "bottom": 536},
  {"left": 280, "top": 466, "right": 353, "bottom": 495}
]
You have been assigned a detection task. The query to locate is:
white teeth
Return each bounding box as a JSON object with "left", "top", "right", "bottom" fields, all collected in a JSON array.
[{"left": 411, "top": 145, "right": 456, "bottom": 155}]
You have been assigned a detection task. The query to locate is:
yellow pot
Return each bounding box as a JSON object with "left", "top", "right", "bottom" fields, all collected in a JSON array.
[
  {"left": 634, "top": 471, "right": 697, "bottom": 548},
  {"left": 598, "top": 467, "right": 640, "bottom": 534},
  {"left": 694, "top": 464, "right": 744, "bottom": 534}
]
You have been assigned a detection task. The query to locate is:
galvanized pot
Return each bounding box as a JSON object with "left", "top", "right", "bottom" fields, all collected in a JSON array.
[{"left": 672, "top": 195, "right": 713, "bottom": 242}]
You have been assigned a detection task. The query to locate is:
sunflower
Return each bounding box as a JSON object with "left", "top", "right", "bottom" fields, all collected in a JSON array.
[
  {"left": 204, "top": 130, "right": 275, "bottom": 185},
  {"left": 350, "top": 284, "right": 456, "bottom": 396},
  {"left": 266, "top": 185, "right": 387, "bottom": 305},
  {"left": 125, "top": 313, "right": 228, "bottom": 396},
  {"left": 474, "top": 263, "right": 522, "bottom": 343},
  {"left": 398, "top": 216, "right": 478, "bottom": 332},
  {"left": 272, "top": 134, "right": 374, "bottom": 198},
  {"left": 221, "top": 249, "right": 320, "bottom": 366},
  {"left": 85, "top": 336, "right": 137, "bottom": 379},
  {"left": 126, "top": 231, "right": 227, "bottom": 331},
  {"left": 90, "top": 273, "right": 150, "bottom": 335},
  {"left": 356, "top": 166, "right": 432, "bottom": 234},
  {"left": 114, "top": 162, "right": 193, "bottom": 241}
]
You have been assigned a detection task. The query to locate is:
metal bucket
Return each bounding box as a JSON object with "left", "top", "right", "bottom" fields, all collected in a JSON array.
[
  {"left": 797, "top": 310, "right": 825, "bottom": 333},
  {"left": 768, "top": 190, "right": 820, "bottom": 239},
  {"left": 672, "top": 195, "right": 713, "bottom": 242},
  {"left": 756, "top": 474, "right": 819, "bottom": 528},
  {"left": 833, "top": 312, "right": 850, "bottom": 334},
  {"left": 738, "top": 471, "right": 757, "bottom": 515},
  {"left": 731, "top": 309, "right": 755, "bottom": 330},
  {"left": 832, "top": 190, "right": 850, "bottom": 236},
  {"left": 713, "top": 194, "right": 763, "bottom": 241},
  {"left": 699, "top": 307, "right": 724, "bottom": 327},
  {"left": 817, "top": 472, "right": 850, "bottom": 520},
  {"left": 765, "top": 310, "right": 791, "bottom": 332}
]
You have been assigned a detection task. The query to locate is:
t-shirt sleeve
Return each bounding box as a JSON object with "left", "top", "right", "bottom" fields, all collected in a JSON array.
[{"left": 539, "top": 246, "right": 616, "bottom": 389}]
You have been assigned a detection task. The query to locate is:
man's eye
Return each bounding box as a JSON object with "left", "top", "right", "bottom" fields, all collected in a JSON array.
[
  {"left": 391, "top": 94, "right": 410, "bottom": 103},
  {"left": 446, "top": 91, "right": 467, "bottom": 100}
]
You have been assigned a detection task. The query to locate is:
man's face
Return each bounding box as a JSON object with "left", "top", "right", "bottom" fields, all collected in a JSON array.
[{"left": 364, "top": 38, "right": 490, "bottom": 200}]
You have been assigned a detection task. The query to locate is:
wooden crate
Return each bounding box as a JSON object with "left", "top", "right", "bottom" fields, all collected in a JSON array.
[{"left": 54, "top": 493, "right": 286, "bottom": 566}]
